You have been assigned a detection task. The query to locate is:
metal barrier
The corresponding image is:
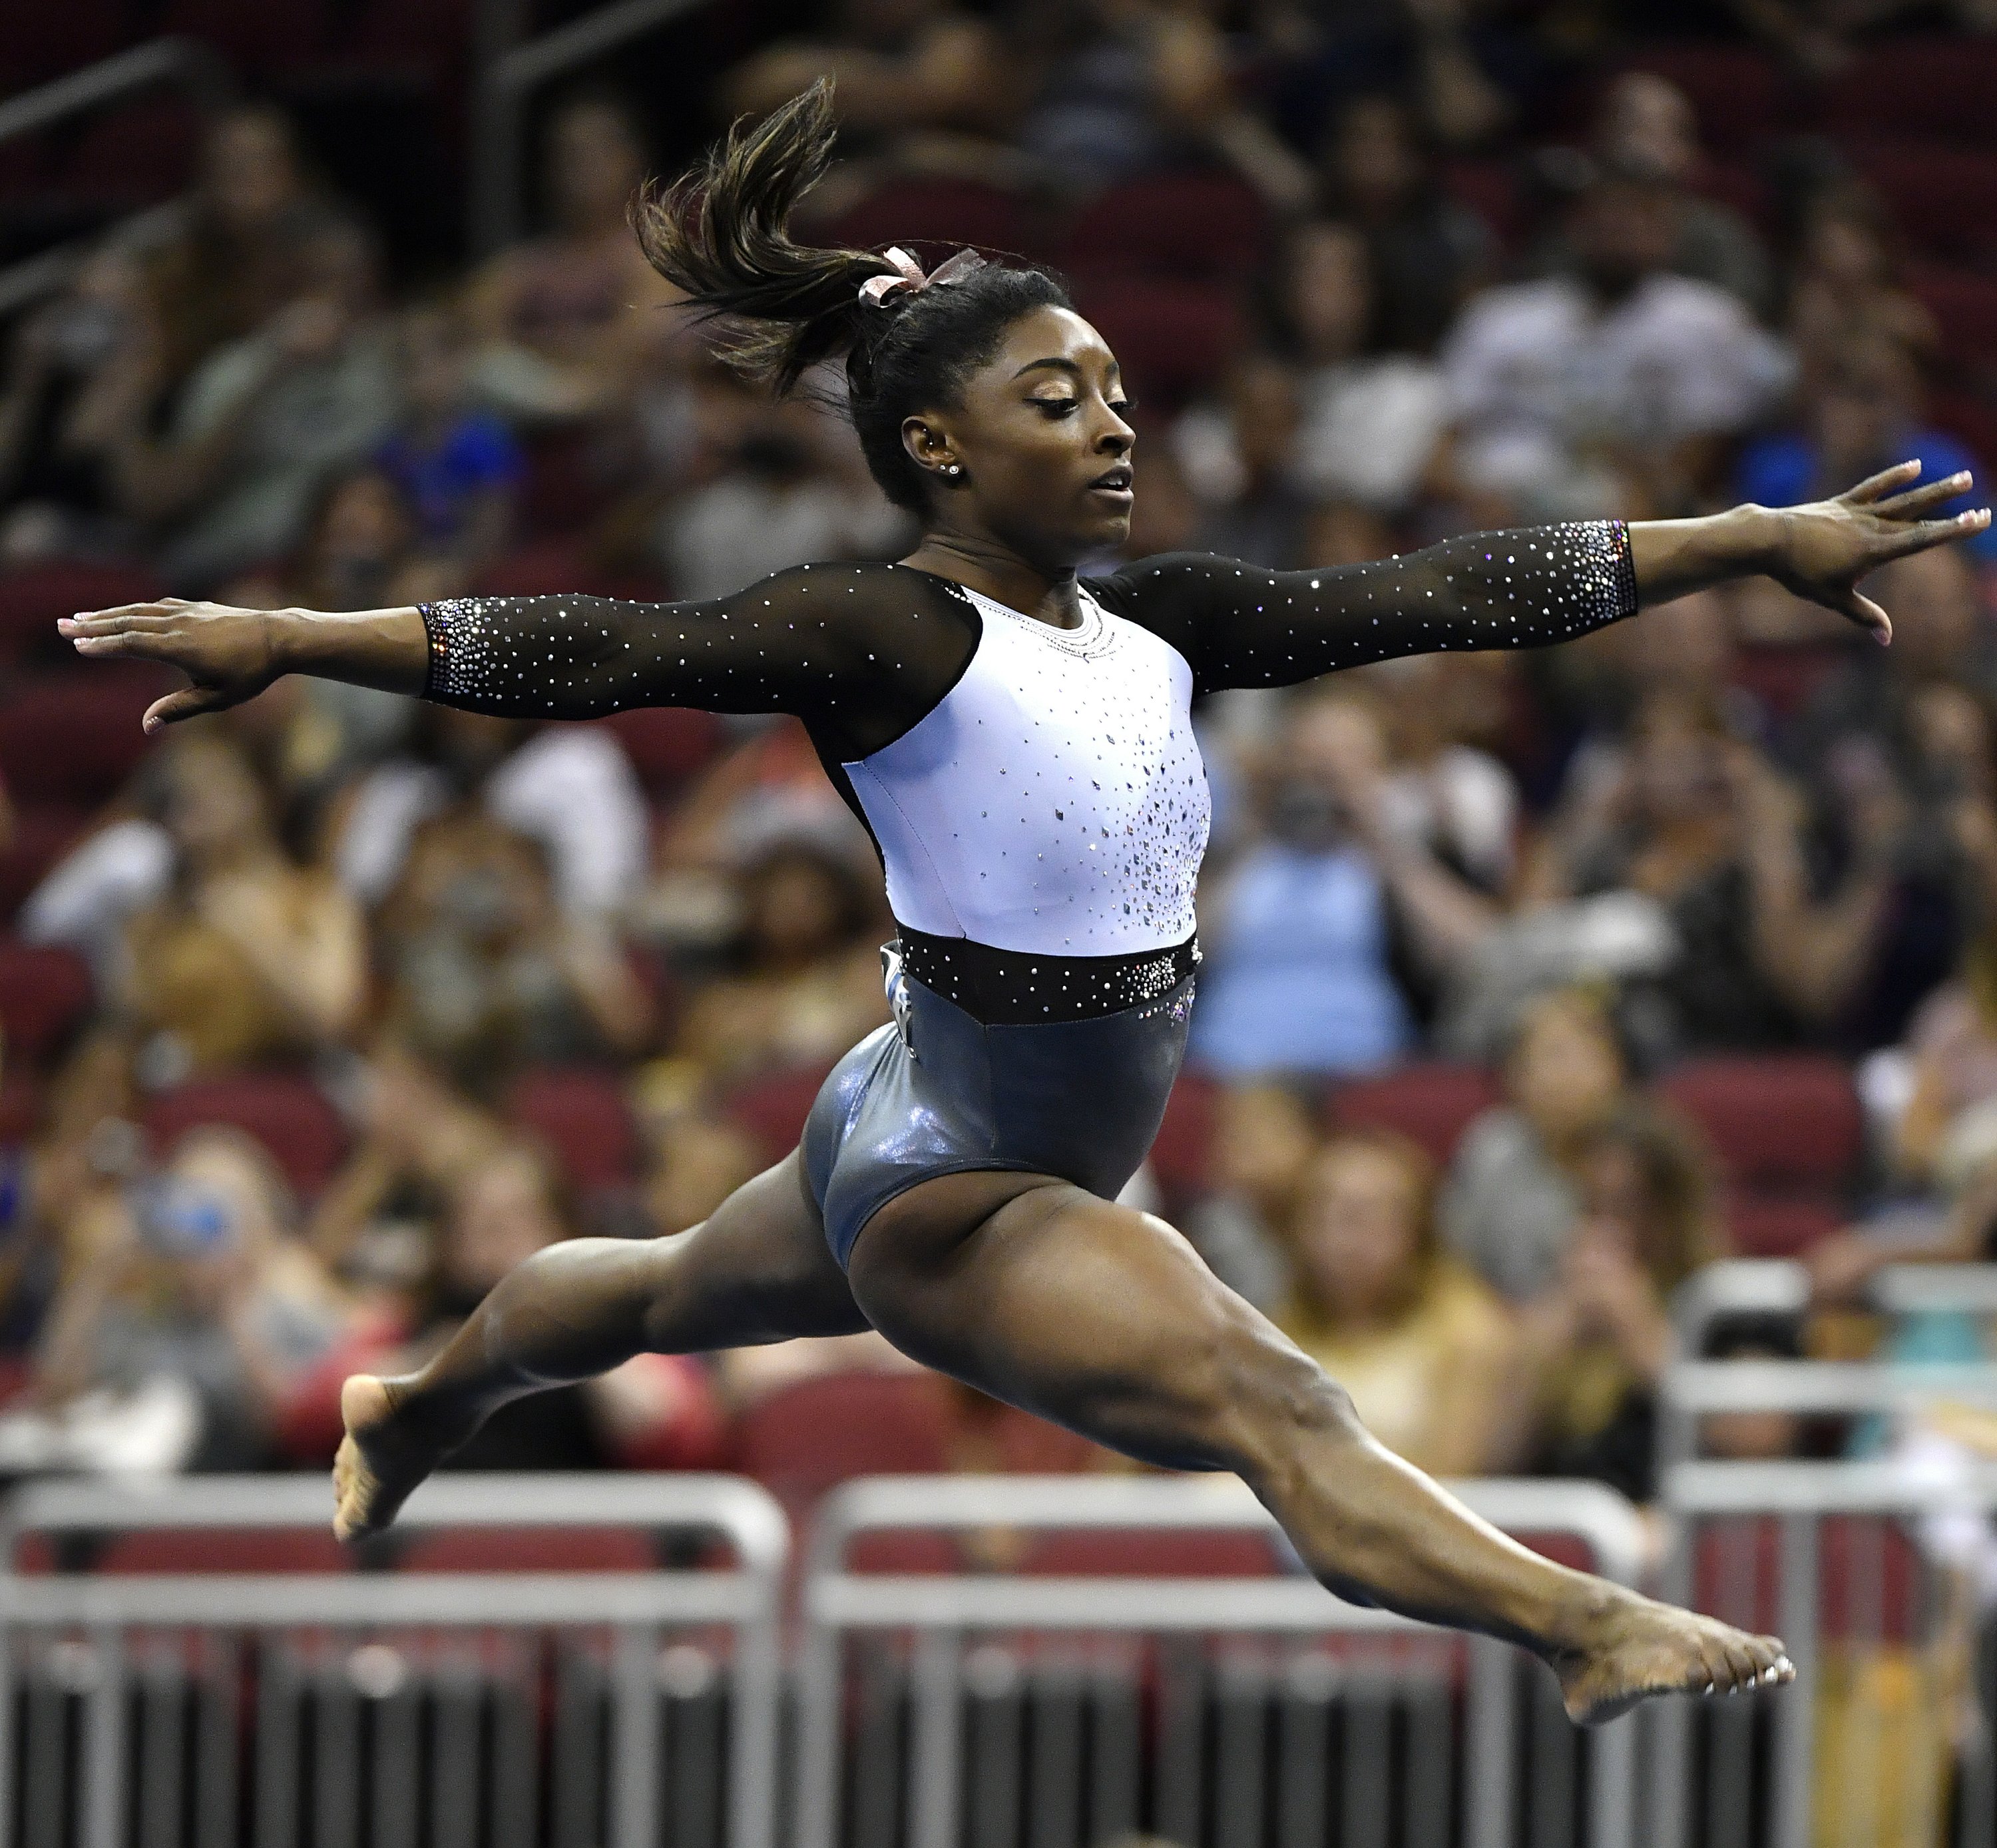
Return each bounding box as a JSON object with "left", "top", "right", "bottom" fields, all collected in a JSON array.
[
  {"left": 0, "top": 1474, "right": 788, "bottom": 1848},
  {"left": 1656, "top": 1455, "right": 1997, "bottom": 1848},
  {"left": 1671, "top": 1260, "right": 1997, "bottom": 1361},
  {"left": 797, "top": 1473, "right": 1648, "bottom": 1848}
]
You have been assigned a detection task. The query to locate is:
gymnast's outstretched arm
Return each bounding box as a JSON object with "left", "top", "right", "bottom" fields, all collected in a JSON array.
[{"left": 1083, "top": 463, "right": 1989, "bottom": 691}]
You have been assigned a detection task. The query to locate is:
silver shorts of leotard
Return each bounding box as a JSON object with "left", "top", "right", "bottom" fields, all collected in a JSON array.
[{"left": 803, "top": 951, "right": 1197, "bottom": 1269}]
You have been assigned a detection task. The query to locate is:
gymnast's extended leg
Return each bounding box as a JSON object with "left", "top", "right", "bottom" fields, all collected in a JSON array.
[
  {"left": 843, "top": 1170, "right": 1791, "bottom": 1724},
  {"left": 332, "top": 1150, "right": 866, "bottom": 1538}
]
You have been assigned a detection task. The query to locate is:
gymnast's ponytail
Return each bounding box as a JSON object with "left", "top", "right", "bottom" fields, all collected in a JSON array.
[{"left": 630, "top": 77, "right": 1072, "bottom": 514}]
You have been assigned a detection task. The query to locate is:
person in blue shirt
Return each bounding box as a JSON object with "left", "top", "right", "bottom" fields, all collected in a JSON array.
[{"left": 373, "top": 307, "right": 522, "bottom": 566}]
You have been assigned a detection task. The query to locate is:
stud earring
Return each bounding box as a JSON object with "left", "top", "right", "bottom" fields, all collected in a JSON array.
[{"left": 944, "top": 463, "right": 961, "bottom": 476}]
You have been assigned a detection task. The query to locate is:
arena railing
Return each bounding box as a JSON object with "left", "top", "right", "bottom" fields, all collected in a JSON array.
[
  {"left": 796, "top": 1472, "right": 1650, "bottom": 1848},
  {"left": 1655, "top": 1454, "right": 1997, "bottom": 1848},
  {"left": 1671, "top": 1258, "right": 1997, "bottom": 1360},
  {"left": 470, "top": 0, "right": 712, "bottom": 255},
  {"left": 0, "top": 1473, "right": 788, "bottom": 1848},
  {"left": 0, "top": 39, "right": 232, "bottom": 317}
]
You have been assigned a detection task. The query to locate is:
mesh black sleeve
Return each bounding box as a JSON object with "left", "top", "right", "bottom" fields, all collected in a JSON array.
[
  {"left": 1082, "top": 520, "right": 1639, "bottom": 696},
  {"left": 416, "top": 559, "right": 980, "bottom": 761}
]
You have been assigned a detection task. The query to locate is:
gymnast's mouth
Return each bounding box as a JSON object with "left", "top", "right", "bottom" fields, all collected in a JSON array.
[{"left": 1088, "top": 465, "right": 1134, "bottom": 498}]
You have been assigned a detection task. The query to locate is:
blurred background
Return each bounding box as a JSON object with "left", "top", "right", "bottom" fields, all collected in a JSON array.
[{"left": 7, "top": 2, "right": 1997, "bottom": 1843}]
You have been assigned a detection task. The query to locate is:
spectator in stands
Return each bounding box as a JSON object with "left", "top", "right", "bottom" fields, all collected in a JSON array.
[
  {"left": 1737, "top": 334, "right": 1994, "bottom": 566},
  {"left": 21, "top": 1127, "right": 359, "bottom": 1473},
  {"left": 1441, "top": 158, "right": 1791, "bottom": 519},
  {"left": 373, "top": 306, "right": 522, "bottom": 569},
  {"left": 1276, "top": 1128, "right": 1517, "bottom": 1477},
  {"left": 1512, "top": 1106, "right": 1719, "bottom": 1502},
  {"left": 114, "top": 735, "right": 365, "bottom": 1083},
  {"left": 122, "top": 221, "right": 402, "bottom": 593},
  {"left": 1190, "top": 687, "right": 1418, "bottom": 1078},
  {"left": 1781, "top": 183, "right": 1936, "bottom": 375},
  {"left": 392, "top": 1145, "right": 725, "bottom": 1473},
  {"left": 627, "top": 1059, "right": 764, "bottom": 1239},
  {"left": 1178, "top": 1081, "right": 1317, "bottom": 1312},
  {"left": 1317, "top": 95, "right": 1494, "bottom": 357},
  {"left": 670, "top": 839, "right": 889, "bottom": 1081},
  {"left": 0, "top": 246, "right": 166, "bottom": 563},
  {"left": 375, "top": 809, "right": 653, "bottom": 1092},
  {"left": 722, "top": 0, "right": 1014, "bottom": 160},
  {"left": 333, "top": 706, "right": 649, "bottom": 923},
  {"left": 1444, "top": 987, "right": 1632, "bottom": 1302},
  {"left": 1574, "top": 73, "right": 1773, "bottom": 318},
  {"left": 1523, "top": 692, "right": 1818, "bottom": 1052},
  {"left": 1177, "top": 351, "right": 1315, "bottom": 571},
  {"left": 142, "top": 105, "right": 355, "bottom": 393},
  {"left": 1261, "top": 218, "right": 1448, "bottom": 518},
  {"left": 463, "top": 93, "right": 678, "bottom": 424}
]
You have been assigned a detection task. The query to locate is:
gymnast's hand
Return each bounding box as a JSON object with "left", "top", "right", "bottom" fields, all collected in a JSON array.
[
  {"left": 1632, "top": 461, "right": 1990, "bottom": 643},
  {"left": 59, "top": 596, "right": 427, "bottom": 732}
]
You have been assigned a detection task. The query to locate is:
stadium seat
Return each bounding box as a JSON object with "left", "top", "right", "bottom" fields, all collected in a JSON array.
[
  {"left": 1658, "top": 1055, "right": 1861, "bottom": 1193},
  {"left": 93, "top": 1529, "right": 354, "bottom": 1574},
  {"left": 736, "top": 1371, "right": 955, "bottom": 1511},
  {"left": 142, "top": 1075, "right": 350, "bottom": 1198},
  {"left": 0, "top": 1075, "right": 41, "bottom": 1144},
  {"left": 503, "top": 1064, "right": 640, "bottom": 1192},
  {"left": 596, "top": 707, "right": 727, "bottom": 795},
  {"left": 394, "top": 1527, "right": 658, "bottom": 1572},
  {"left": 1147, "top": 1069, "right": 1218, "bottom": 1199},
  {"left": 1054, "top": 170, "right": 1269, "bottom": 282},
  {"left": 1064, "top": 276, "right": 1245, "bottom": 415},
  {"left": 817, "top": 178, "right": 1043, "bottom": 266},
  {"left": 1693, "top": 1514, "right": 1920, "bottom": 1644},
  {"left": 60, "top": 98, "right": 204, "bottom": 208},
  {"left": 1824, "top": 33, "right": 1997, "bottom": 144},
  {"left": 1723, "top": 1194, "right": 1844, "bottom": 1260},
  {"left": 0, "top": 672, "right": 163, "bottom": 806},
  {"left": 1021, "top": 1528, "right": 1280, "bottom": 1578},
  {"left": 1326, "top": 1062, "right": 1501, "bottom": 1167},
  {"left": 721, "top": 1059, "right": 838, "bottom": 1165},
  {"left": 845, "top": 1530, "right": 965, "bottom": 1574},
  {"left": 0, "top": 939, "right": 92, "bottom": 1066},
  {"left": 473, "top": 536, "right": 609, "bottom": 596},
  {"left": 1729, "top": 642, "right": 1849, "bottom": 725},
  {"left": 1845, "top": 140, "right": 1997, "bottom": 266},
  {"left": 0, "top": 804, "right": 90, "bottom": 925},
  {"left": 0, "top": 562, "right": 162, "bottom": 667}
]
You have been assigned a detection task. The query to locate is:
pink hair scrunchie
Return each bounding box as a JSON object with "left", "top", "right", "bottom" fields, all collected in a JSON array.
[{"left": 857, "top": 244, "right": 989, "bottom": 306}]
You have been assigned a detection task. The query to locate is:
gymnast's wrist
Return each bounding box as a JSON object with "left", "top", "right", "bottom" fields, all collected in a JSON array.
[{"left": 268, "top": 604, "right": 431, "bottom": 696}]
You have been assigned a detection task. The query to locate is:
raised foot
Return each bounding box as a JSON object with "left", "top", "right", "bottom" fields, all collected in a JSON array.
[
  {"left": 332, "top": 1373, "right": 456, "bottom": 1542},
  {"left": 1552, "top": 1590, "right": 1795, "bottom": 1726}
]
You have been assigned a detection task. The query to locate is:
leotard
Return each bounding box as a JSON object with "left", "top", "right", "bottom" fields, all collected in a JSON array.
[{"left": 419, "top": 522, "right": 1637, "bottom": 1260}]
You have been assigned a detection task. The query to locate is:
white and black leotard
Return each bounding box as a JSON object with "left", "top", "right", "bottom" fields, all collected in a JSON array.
[{"left": 421, "top": 522, "right": 1638, "bottom": 1260}]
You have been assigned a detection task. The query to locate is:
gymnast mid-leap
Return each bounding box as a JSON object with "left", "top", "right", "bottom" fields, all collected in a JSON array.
[{"left": 65, "top": 80, "right": 1985, "bottom": 1721}]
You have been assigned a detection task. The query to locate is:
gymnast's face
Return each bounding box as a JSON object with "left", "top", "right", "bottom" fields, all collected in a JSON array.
[{"left": 903, "top": 305, "right": 1136, "bottom": 566}]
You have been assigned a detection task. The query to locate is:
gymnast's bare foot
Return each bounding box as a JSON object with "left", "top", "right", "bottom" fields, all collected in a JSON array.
[
  {"left": 332, "top": 1373, "right": 465, "bottom": 1542},
  {"left": 1551, "top": 1585, "right": 1795, "bottom": 1725}
]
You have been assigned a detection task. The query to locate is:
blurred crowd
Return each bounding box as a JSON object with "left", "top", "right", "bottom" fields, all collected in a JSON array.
[{"left": 4, "top": 0, "right": 1997, "bottom": 1515}]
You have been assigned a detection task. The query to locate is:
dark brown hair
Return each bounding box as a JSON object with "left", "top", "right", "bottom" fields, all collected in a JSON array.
[{"left": 630, "top": 78, "right": 1072, "bottom": 514}]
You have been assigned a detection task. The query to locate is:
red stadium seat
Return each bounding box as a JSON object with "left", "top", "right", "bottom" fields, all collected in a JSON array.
[
  {"left": 0, "top": 672, "right": 164, "bottom": 806},
  {"left": 1022, "top": 1528, "right": 1280, "bottom": 1578},
  {"left": 1723, "top": 1195, "right": 1844, "bottom": 1260},
  {"left": 0, "top": 1075, "right": 41, "bottom": 1144},
  {"left": 845, "top": 1531, "right": 965, "bottom": 1574},
  {"left": 1054, "top": 170, "right": 1269, "bottom": 282},
  {"left": 1148, "top": 1069, "right": 1219, "bottom": 1199},
  {"left": 722, "top": 1059, "right": 838, "bottom": 1165},
  {"left": 0, "top": 940, "right": 92, "bottom": 1067},
  {"left": 1327, "top": 1062, "right": 1500, "bottom": 1167},
  {"left": 1065, "top": 276, "right": 1245, "bottom": 415},
  {"left": 1693, "top": 1515, "right": 1920, "bottom": 1643},
  {"left": 1729, "top": 641, "right": 1849, "bottom": 726},
  {"left": 1846, "top": 140, "right": 1997, "bottom": 266},
  {"left": 0, "top": 563, "right": 162, "bottom": 666},
  {"left": 94, "top": 1530, "right": 353, "bottom": 1574},
  {"left": 736, "top": 1371, "right": 955, "bottom": 1511},
  {"left": 596, "top": 707, "right": 726, "bottom": 796},
  {"left": 817, "top": 179, "right": 1043, "bottom": 265},
  {"left": 503, "top": 1064, "right": 640, "bottom": 1191},
  {"left": 1824, "top": 34, "right": 1997, "bottom": 144},
  {"left": 395, "top": 1527, "right": 657, "bottom": 1572},
  {"left": 142, "top": 1075, "right": 350, "bottom": 1198},
  {"left": 1658, "top": 1056, "right": 1861, "bottom": 1193},
  {"left": 0, "top": 804, "right": 91, "bottom": 925},
  {"left": 473, "top": 536, "right": 610, "bottom": 596}
]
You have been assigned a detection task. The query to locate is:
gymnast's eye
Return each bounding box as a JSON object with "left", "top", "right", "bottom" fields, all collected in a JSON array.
[
  {"left": 1110, "top": 397, "right": 1136, "bottom": 415},
  {"left": 1033, "top": 397, "right": 1079, "bottom": 416}
]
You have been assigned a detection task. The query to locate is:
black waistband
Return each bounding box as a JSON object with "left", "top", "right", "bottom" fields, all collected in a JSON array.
[{"left": 891, "top": 926, "right": 1200, "bottom": 1025}]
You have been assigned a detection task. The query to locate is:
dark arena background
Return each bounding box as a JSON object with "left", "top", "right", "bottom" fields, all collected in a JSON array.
[{"left": 6, "top": 2, "right": 1997, "bottom": 1845}]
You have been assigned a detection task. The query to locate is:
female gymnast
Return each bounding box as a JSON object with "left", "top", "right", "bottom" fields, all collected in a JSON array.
[{"left": 65, "top": 81, "right": 1987, "bottom": 1723}]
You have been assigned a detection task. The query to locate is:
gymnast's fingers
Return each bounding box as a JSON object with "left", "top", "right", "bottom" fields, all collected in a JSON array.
[
  {"left": 1870, "top": 471, "right": 1974, "bottom": 521},
  {"left": 1839, "top": 459, "right": 1924, "bottom": 505}
]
